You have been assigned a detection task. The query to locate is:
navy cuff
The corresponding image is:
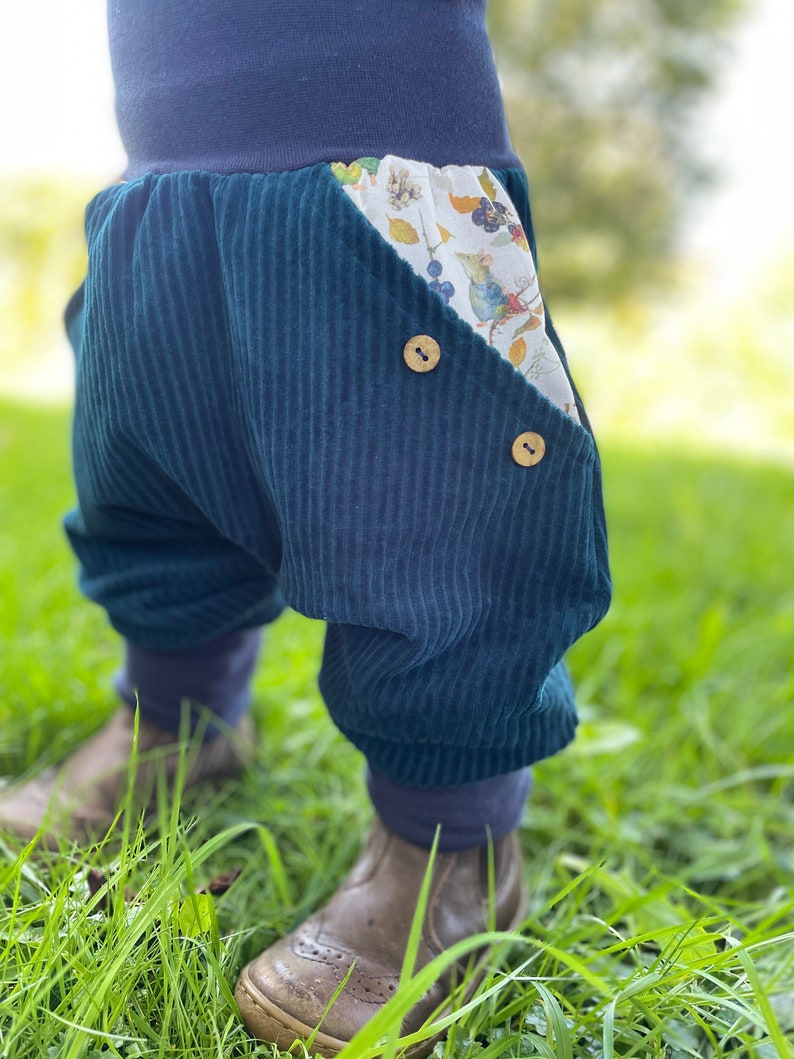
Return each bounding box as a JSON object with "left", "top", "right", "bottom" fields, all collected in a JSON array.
[
  {"left": 115, "top": 627, "right": 262, "bottom": 738},
  {"left": 366, "top": 765, "right": 531, "bottom": 851}
]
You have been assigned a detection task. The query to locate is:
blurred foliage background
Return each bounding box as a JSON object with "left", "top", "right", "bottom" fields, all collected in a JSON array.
[
  {"left": 0, "top": 180, "right": 90, "bottom": 383},
  {"left": 1, "top": 0, "right": 792, "bottom": 462},
  {"left": 488, "top": 0, "right": 748, "bottom": 305}
]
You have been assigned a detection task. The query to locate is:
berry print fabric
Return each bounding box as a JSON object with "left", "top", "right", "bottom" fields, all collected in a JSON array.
[{"left": 331, "top": 155, "right": 579, "bottom": 420}]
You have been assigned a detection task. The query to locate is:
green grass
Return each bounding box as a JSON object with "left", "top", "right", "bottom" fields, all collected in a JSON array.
[{"left": 1, "top": 399, "right": 793, "bottom": 1058}]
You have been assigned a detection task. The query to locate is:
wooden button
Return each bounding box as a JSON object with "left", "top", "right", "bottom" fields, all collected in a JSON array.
[
  {"left": 403, "top": 335, "right": 441, "bottom": 373},
  {"left": 512, "top": 432, "right": 546, "bottom": 466}
]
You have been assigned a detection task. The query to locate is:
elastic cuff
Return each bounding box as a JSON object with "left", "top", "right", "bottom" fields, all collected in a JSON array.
[
  {"left": 115, "top": 627, "right": 262, "bottom": 738},
  {"left": 366, "top": 765, "right": 531, "bottom": 852}
]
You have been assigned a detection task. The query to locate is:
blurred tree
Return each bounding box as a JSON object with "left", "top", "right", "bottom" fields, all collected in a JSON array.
[
  {"left": 487, "top": 0, "right": 749, "bottom": 304},
  {"left": 0, "top": 180, "right": 89, "bottom": 373}
]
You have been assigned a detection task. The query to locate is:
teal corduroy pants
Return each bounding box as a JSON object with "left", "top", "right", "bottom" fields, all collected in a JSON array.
[{"left": 64, "top": 163, "right": 611, "bottom": 787}]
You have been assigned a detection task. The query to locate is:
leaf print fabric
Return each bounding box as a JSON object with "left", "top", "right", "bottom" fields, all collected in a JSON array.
[{"left": 332, "top": 155, "right": 579, "bottom": 421}]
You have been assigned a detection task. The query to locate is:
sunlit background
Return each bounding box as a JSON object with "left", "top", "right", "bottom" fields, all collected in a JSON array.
[{"left": 1, "top": 0, "right": 792, "bottom": 464}]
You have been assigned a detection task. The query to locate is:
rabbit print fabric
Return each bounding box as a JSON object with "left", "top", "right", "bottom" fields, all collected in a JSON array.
[{"left": 331, "top": 155, "right": 578, "bottom": 421}]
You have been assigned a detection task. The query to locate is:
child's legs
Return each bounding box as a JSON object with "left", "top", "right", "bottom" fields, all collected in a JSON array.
[
  {"left": 230, "top": 162, "right": 610, "bottom": 1047},
  {"left": 66, "top": 166, "right": 609, "bottom": 808},
  {"left": 64, "top": 179, "right": 283, "bottom": 734}
]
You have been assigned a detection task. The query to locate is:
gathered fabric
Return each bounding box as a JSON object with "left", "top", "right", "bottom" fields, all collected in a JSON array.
[{"left": 64, "top": 161, "right": 610, "bottom": 787}]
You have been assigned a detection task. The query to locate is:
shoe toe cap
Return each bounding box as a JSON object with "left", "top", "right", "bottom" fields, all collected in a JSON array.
[{"left": 236, "top": 925, "right": 399, "bottom": 1049}]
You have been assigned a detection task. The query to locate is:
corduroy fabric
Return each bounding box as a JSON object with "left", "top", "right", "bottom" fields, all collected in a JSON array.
[{"left": 64, "top": 163, "right": 611, "bottom": 787}]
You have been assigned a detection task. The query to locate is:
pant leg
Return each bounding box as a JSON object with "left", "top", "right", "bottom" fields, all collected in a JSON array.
[{"left": 64, "top": 176, "right": 283, "bottom": 663}]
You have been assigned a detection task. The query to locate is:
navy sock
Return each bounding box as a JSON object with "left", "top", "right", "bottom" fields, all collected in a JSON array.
[
  {"left": 115, "top": 627, "right": 262, "bottom": 738},
  {"left": 367, "top": 764, "right": 531, "bottom": 852}
]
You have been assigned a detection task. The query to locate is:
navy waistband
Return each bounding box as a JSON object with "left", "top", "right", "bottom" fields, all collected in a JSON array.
[{"left": 109, "top": 0, "right": 521, "bottom": 178}]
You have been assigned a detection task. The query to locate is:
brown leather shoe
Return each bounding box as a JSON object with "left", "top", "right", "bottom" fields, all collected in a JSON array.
[
  {"left": 235, "top": 819, "right": 526, "bottom": 1057},
  {"left": 0, "top": 708, "right": 253, "bottom": 848}
]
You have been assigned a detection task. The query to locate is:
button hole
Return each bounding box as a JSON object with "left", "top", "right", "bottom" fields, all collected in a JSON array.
[
  {"left": 415, "top": 346, "right": 428, "bottom": 361},
  {"left": 523, "top": 443, "right": 536, "bottom": 455}
]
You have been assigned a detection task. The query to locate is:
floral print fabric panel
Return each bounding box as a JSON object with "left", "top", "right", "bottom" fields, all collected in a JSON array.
[{"left": 331, "top": 155, "right": 578, "bottom": 421}]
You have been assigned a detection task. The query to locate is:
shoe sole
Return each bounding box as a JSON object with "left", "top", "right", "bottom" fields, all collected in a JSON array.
[{"left": 234, "top": 890, "right": 528, "bottom": 1059}]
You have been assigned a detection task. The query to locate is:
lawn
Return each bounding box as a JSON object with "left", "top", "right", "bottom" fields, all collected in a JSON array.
[{"left": 1, "top": 399, "right": 792, "bottom": 1058}]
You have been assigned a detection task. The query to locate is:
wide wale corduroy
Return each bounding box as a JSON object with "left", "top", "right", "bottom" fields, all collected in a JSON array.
[{"left": 64, "top": 163, "right": 610, "bottom": 787}]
